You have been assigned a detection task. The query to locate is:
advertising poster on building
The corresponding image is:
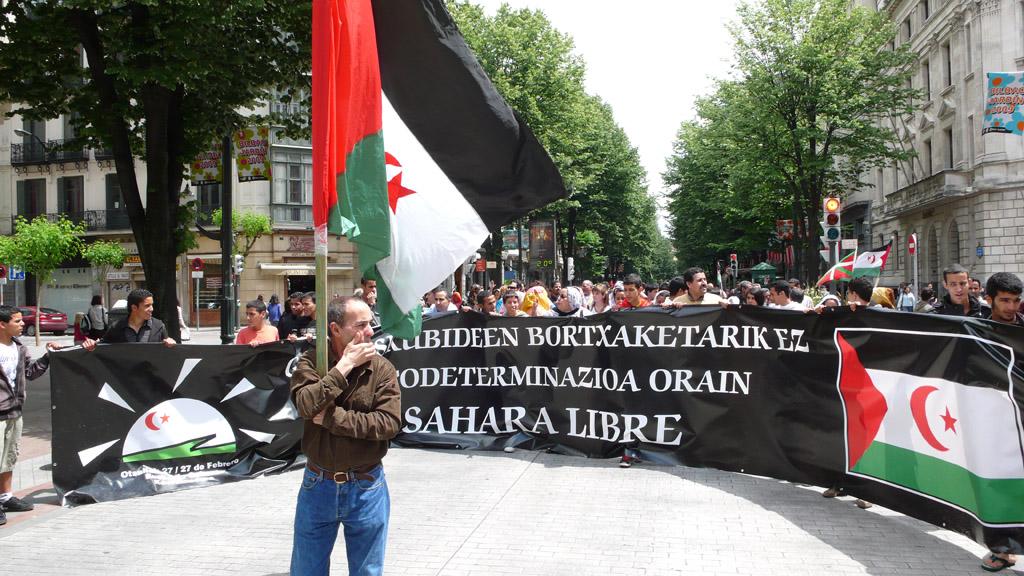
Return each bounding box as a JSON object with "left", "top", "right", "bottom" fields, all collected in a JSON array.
[
  {"left": 982, "top": 72, "right": 1024, "bottom": 135},
  {"left": 189, "top": 139, "right": 223, "bottom": 185},
  {"left": 529, "top": 220, "right": 555, "bottom": 268},
  {"left": 233, "top": 126, "right": 272, "bottom": 182}
]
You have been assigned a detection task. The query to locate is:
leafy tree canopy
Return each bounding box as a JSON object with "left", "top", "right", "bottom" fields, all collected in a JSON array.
[{"left": 0, "top": 1, "right": 311, "bottom": 339}]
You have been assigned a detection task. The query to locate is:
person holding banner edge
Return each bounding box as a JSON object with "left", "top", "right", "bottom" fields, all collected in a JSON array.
[
  {"left": 979, "top": 272, "right": 1024, "bottom": 571},
  {"left": 0, "top": 304, "right": 61, "bottom": 526},
  {"left": 289, "top": 296, "right": 401, "bottom": 576},
  {"left": 82, "top": 289, "right": 176, "bottom": 348}
]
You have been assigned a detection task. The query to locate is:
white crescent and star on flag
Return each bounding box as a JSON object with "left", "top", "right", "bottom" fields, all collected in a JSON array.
[{"left": 908, "top": 384, "right": 957, "bottom": 452}]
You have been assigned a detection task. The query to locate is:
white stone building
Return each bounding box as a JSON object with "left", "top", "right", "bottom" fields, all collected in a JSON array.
[
  {"left": 0, "top": 107, "right": 359, "bottom": 326},
  {"left": 847, "top": 0, "right": 1024, "bottom": 293}
]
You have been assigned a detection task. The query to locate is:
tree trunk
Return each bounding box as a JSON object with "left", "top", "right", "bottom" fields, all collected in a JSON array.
[
  {"left": 140, "top": 85, "right": 184, "bottom": 342},
  {"left": 33, "top": 283, "right": 43, "bottom": 347}
]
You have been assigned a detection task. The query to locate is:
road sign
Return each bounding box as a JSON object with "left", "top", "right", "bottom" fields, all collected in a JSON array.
[
  {"left": 908, "top": 233, "right": 917, "bottom": 256},
  {"left": 191, "top": 257, "right": 204, "bottom": 271},
  {"left": 841, "top": 239, "right": 858, "bottom": 250},
  {"left": 9, "top": 266, "right": 25, "bottom": 281},
  {"left": 191, "top": 271, "right": 205, "bottom": 279},
  {"left": 976, "top": 245, "right": 984, "bottom": 258},
  {"left": 0, "top": 264, "right": 7, "bottom": 279}
]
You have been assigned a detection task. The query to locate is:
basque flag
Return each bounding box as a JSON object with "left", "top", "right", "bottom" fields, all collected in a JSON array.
[
  {"left": 313, "top": 0, "right": 566, "bottom": 339},
  {"left": 836, "top": 328, "right": 1024, "bottom": 526}
]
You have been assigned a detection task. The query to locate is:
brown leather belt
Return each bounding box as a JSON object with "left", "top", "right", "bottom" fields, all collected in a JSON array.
[{"left": 306, "top": 461, "right": 379, "bottom": 483}]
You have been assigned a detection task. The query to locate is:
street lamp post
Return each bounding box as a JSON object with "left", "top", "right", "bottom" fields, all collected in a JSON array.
[{"left": 13, "top": 128, "right": 47, "bottom": 162}]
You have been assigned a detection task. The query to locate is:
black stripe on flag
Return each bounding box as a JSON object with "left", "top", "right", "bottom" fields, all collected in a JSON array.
[
  {"left": 836, "top": 328, "right": 1016, "bottom": 391},
  {"left": 371, "top": 0, "right": 567, "bottom": 230}
]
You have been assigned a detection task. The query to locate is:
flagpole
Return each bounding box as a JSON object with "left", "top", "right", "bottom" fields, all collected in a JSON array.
[{"left": 315, "top": 225, "right": 329, "bottom": 377}]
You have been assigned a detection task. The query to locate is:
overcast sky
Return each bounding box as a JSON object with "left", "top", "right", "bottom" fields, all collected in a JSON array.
[{"left": 472, "top": 1, "right": 743, "bottom": 233}]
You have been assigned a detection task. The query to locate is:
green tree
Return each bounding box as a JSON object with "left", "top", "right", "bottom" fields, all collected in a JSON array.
[
  {"left": 82, "top": 240, "right": 127, "bottom": 305},
  {"left": 0, "top": 217, "right": 85, "bottom": 345},
  {"left": 0, "top": 2, "right": 310, "bottom": 340},
  {"left": 666, "top": 0, "right": 917, "bottom": 282},
  {"left": 449, "top": 2, "right": 666, "bottom": 283},
  {"left": 210, "top": 209, "right": 273, "bottom": 258}
]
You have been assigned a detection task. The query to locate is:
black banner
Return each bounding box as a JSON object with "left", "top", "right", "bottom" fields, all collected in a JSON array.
[
  {"left": 381, "top": 308, "right": 1024, "bottom": 553},
  {"left": 51, "top": 342, "right": 305, "bottom": 504},
  {"left": 49, "top": 309, "right": 1024, "bottom": 553}
]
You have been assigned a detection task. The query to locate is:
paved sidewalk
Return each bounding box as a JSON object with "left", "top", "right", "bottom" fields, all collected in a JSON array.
[{"left": 0, "top": 447, "right": 1003, "bottom": 576}]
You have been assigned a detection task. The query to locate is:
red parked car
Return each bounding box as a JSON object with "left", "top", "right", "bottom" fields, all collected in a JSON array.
[{"left": 17, "top": 306, "right": 69, "bottom": 336}]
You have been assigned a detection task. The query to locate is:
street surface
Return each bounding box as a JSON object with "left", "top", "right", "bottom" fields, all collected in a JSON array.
[{"left": 1, "top": 329, "right": 1006, "bottom": 575}]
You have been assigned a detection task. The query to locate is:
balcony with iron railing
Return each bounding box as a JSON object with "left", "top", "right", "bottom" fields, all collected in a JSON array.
[
  {"left": 10, "top": 141, "right": 49, "bottom": 165},
  {"left": 11, "top": 139, "right": 89, "bottom": 166},
  {"left": 10, "top": 209, "right": 132, "bottom": 233},
  {"left": 48, "top": 139, "right": 88, "bottom": 163}
]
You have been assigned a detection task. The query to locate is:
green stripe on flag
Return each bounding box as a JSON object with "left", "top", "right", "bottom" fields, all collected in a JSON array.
[
  {"left": 853, "top": 441, "right": 1024, "bottom": 524},
  {"left": 365, "top": 266, "right": 421, "bottom": 340},
  {"left": 333, "top": 132, "right": 390, "bottom": 271}
]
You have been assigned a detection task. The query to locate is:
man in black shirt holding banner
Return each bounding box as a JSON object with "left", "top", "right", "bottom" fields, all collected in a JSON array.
[{"left": 83, "top": 289, "right": 176, "bottom": 348}]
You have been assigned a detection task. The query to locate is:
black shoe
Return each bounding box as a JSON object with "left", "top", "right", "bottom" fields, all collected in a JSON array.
[
  {"left": 0, "top": 508, "right": 6, "bottom": 526},
  {"left": 1, "top": 496, "right": 34, "bottom": 512}
]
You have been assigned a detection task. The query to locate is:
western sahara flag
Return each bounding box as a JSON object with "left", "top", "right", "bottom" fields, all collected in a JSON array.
[
  {"left": 852, "top": 241, "right": 892, "bottom": 278},
  {"left": 836, "top": 328, "right": 1024, "bottom": 525},
  {"left": 312, "top": 0, "right": 566, "bottom": 339}
]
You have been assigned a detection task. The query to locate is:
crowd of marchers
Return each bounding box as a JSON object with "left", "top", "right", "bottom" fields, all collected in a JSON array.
[{"left": 416, "top": 264, "right": 1023, "bottom": 328}]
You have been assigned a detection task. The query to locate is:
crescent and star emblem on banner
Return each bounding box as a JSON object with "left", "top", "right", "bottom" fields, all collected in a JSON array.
[
  {"left": 909, "top": 385, "right": 957, "bottom": 452},
  {"left": 144, "top": 411, "right": 170, "bottom": 431},
  {"left": 385, "top": 152, "right": 416, "bottom": 213}
]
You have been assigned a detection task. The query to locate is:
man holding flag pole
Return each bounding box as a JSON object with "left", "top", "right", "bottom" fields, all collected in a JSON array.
[{"left": 298, "top": 0, "right": 565, "bottom": 573}]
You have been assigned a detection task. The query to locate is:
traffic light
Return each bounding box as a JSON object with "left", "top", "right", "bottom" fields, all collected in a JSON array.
[
  {"left": 233, "top": 254, "right": 245, "bottom": 275},
  {"left": 821, "top": 197, "right": 841, "bottom": 242},
  {"left": 729, "top": 253, "right": 737, "bottom": 266}
]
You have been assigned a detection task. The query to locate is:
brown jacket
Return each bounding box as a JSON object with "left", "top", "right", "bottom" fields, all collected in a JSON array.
[{"left": 290, "top": 347, "right": 402, "bottom": 472}]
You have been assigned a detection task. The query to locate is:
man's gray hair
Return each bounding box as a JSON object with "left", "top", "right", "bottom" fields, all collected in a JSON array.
[{"left": 327, "top": 296, "right": 362, "bottom": 326}]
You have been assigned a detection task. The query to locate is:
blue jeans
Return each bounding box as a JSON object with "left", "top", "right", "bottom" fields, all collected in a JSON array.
[{"left": 290, "top": 464, "right": 389, "bottom": 576}]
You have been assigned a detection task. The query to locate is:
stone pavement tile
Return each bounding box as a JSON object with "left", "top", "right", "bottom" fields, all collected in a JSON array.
[{"left": 0, "top": 447, "right": 1005, "bottom": 576}]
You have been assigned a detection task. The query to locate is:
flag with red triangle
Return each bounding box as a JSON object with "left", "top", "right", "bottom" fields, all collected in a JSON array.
[
  {"left": 852, "top": 241, "right": 892, "bottom": 278},
  {"left": 313, "top": 0, "right": 566, "bottom": 339},
  {"left": 836, "top": 328, "right": 1024, "bottom": 526}
]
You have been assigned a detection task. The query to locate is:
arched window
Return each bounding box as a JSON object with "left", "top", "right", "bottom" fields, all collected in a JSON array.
[
  {"left": 947, "top": 219, "right": 962, "bottom": 266},
  {"left": 927, "top": 225, "right": 940, "bottom": 289}
]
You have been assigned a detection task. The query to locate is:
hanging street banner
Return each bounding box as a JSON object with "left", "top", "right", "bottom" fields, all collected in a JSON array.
[
  {"left": 189, "top": 139, "right": 223, "bottom": 186},
  {"left": 50, "top": 342, "right": 305, "bottom": 504},
  {"left": 233, "top": 126, "right": 271, "bottom": 182},
  {"left": 982, "top": 72, "right": 1024, "bottom": 135},
  {"left": 50, "top": 310, "right": 1024, "bottom": 553}
]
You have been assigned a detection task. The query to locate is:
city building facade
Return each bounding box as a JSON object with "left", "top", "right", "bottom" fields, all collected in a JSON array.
[
  {"left": 849, "top": 0, "right": 1024, "bottom": 291},
  {"left": 0, "top": 106, "right": 359, "bottom": 327}
]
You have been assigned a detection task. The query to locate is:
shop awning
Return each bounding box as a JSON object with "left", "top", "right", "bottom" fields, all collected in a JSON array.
[{"left": 258, "top": 262, "right": 354, "bottom": 276}]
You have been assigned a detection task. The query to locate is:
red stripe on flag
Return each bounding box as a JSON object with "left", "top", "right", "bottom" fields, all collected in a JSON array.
[
  {"left": 312, "top": 0, "right": 383, "bottom": 229},
  {"left": 837, "top": 333, "right": 888, "bottom": 469}
]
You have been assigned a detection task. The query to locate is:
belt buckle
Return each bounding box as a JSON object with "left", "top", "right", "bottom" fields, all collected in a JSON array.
[{"left": 332, "top": 471, "right": 349, "bottom": 483}]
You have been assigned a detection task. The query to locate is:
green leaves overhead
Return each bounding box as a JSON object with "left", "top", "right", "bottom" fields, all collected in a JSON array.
[
  {"left": 449, "top": 2, "right": 667, "bottom": 281},
  {"left": 665, "top": 0, "right": 916, "bottom": 280}
]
